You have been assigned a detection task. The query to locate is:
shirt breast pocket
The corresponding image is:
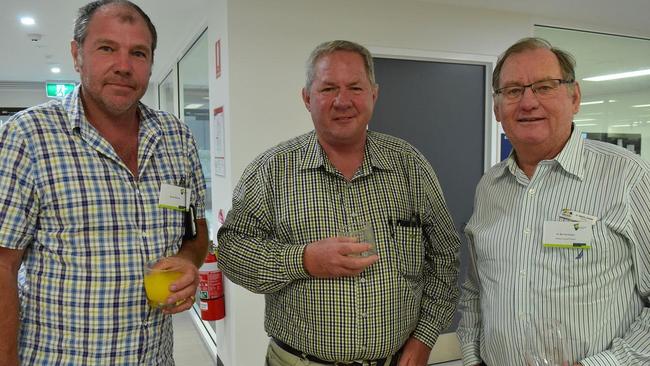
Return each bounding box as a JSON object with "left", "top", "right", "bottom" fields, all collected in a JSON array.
[
  {"left": 564, "top": 221, "right": 610, "bottom": 285},
  {"left": 392, "top": 225, "right": 424, "bottom": 280}
]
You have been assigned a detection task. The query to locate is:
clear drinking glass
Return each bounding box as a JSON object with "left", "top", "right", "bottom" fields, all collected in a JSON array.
[
  {"left": 144, "top": 259, "right": 183, "bottom": 309},
  {"left": 338, "top": 221, "right": 377, "bottom": 257},
  {"left": 524, "top": 317, "right": 569, "bottom": 366}
]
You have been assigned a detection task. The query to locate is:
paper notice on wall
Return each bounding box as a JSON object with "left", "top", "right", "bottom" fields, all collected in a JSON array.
[{"left": 213, "top": 107, "right": 226, "bottom": 177}]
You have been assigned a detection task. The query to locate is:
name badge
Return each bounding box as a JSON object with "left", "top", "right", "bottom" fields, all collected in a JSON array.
[
  {"left": 559, "top": 208, "right": 598, "bottom": 224},
  {"left": 542, "top": 221, "right": 592, "bottom": 249},
  {"left": 158, "top": 183, "right": 187, "bottom": 211}
]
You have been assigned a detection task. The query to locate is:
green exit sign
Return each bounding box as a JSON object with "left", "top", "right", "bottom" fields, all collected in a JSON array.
[{"left": 46, "top": 82, "right": 76, "bottom": 98}]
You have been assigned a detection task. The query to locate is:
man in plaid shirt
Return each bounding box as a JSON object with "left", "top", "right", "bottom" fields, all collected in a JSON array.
[{"left": 0, "top": 1, "right": 209, "bottom": 365}]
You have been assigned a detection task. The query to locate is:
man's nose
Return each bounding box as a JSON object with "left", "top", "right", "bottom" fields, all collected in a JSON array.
[
  {"left": 334, "top": 89, "right": 353, "bottom": 107},
  {"left": 113, "top": 51, "right": 133, "bottom": 74},
  {"left": 518, "top": 86, "right": 539, "bottom": 109}
]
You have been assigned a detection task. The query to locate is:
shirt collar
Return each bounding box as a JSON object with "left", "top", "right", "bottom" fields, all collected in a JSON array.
[
  {"left": 300, "top": 130, "right": 397, "bottom": 173},
  {"left": 552, "top": 126, "right": 585, "bottom": 180},
  {"left": 498, "top": 124, "right": 585, "bottom": 180}
]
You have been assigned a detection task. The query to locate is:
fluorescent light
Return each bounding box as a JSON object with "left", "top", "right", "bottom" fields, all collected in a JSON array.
[
  {"left": 50, "top": 67, "right": 61, "bottom": 74},
  {"left": 580, "top": 100, "right": 604, "bottom": 106},
  {"left": 20, "top": 17, "right": 35, "bottom": 26},
  {"left": 575, "top": 123, "right": 598, "bottom": 127},
  {"left": 184, "top": 103, "right": 203, "bottom": 109},
  {"left": 632, "top": 104, "right": 650, "bottom": 108},
  {"left": 573, "top": 118, "right": 595, "bottom": 122},
  {"left": 583, "top": 69, "right": 650, "bottom": 81},
  {"left": 610, "top": 124, "right": 631, "bottom": 128}
]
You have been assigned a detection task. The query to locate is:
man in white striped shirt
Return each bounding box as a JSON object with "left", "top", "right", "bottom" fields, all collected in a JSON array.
[{"left": 458, "top": 37, "right": 650, "bottom": 366}]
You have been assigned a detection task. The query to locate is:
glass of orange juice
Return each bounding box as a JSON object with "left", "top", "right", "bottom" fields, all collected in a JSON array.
[{"left": 144, "top": 259, "right": 183, "bottom": 309}]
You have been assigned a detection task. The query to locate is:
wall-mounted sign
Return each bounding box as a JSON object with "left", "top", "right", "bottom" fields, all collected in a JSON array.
[
  {"left": 46, "top": 82, "right": 76, "bottom": 98},
  {"left": 213, "top": 106, "right": 226, "bottom": 177},
  {"left": 215, "top": 39, "right": 221, "bottom": 79}
]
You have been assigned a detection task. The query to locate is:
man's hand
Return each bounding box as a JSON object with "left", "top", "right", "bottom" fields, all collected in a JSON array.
[
  {"left": 303, "top": 237, "right": 379, "bottom": 278},
  {"left": 397, "top": 337, "right": 431, "bottom": 366},
  {"left": 151, "top": 255, "right": 200, "bottom": 315}
]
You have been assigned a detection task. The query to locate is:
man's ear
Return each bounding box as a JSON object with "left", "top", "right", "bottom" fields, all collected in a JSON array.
[
  {"left": 571, "top": 82, "right": 582, "bottom": 114},
  {"left": 71, "top": 40, "right": 80, "bottom": 72},
  {"left": 301, "top": 87, "right": 311, "bottom": 112},
  {"left": 493, "top": 97, "right": 502, "bottom": 122}
]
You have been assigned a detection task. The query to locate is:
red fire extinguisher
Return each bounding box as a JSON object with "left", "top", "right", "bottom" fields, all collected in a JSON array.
[{"left": 198, "top": 247, "right": 225, "bottom": 321}]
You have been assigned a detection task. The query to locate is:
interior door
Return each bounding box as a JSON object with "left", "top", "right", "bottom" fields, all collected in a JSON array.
[{"left": 371, "top": 57, "right": 486, "bottom": 363}]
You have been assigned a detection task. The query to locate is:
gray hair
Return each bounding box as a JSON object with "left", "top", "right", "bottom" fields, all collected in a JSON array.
[
  {"left": 493, "top": 37, "right": 576, "bottom": 91},
  {"left": 73, "top": 0, "right": 157, "bottom": 59},
  {"left": 305, "top": 40, "right": 376, "bottom": 90}
]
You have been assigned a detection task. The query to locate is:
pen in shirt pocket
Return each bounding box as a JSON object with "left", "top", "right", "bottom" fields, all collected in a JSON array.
[{"left": 388, "top": 214, "right": 421, "bottom": 238}]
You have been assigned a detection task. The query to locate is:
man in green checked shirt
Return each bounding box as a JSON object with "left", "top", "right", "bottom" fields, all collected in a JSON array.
[{"left": 218, "top": 40, "right": 461, "bottom": 366}]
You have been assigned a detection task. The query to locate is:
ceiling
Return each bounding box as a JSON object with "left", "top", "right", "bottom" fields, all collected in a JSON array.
[
  {"left": 417, "top": 0, "right": 650, "bottom": 37},
  {"left": 0, "top": 0, "right": 208, "bottom": 84},
  {"left": 2, "top": 0, "right": 649, "bottom": 84},
  {"left": 1, "top": 0, "right": 649, "bottom": 131}
]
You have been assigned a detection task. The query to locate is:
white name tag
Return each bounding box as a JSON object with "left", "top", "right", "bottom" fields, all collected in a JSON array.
[
  {"left": 542, "top": 221, "right": 592, "bottom": 249},
  {"left": 559, "top": 208, "right": 598, "bottom": 224},
  {"left": 158, "top": 183, "right": 187, "bottom": 211}
]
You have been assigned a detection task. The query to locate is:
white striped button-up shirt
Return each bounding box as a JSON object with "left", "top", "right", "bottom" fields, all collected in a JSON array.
[{"left": 458, "top": 128, "right": 650, "bottom": 365}]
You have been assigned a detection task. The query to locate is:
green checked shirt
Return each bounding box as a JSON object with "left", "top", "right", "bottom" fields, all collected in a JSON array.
[
  {"left": 218, "top": 130, "right": 460, "bottom": 361},
  {"left": 0, "top": 87, "right": 206, "bottom": 365}
]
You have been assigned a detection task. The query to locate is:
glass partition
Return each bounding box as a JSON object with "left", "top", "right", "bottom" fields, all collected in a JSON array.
[
  {"left": 536, "top": 26, "right": 650, "bottom": 161},
  {"left": 177, "top": 29, "right": 217, "bottom": 352},
  {"left": 158, "top": 69, "right": 177, "bottom": 116},
  {"left": 178, "top": 29, "right": 212, "bottom": 236}
]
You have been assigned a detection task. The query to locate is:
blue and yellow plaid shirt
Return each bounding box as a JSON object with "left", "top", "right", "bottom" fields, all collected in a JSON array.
[
  {"left": 218, "top": 130, "right": 460, "bottom": 361},
  {"left": 0, "top": 87, "right": 206, "bottom": 365}
]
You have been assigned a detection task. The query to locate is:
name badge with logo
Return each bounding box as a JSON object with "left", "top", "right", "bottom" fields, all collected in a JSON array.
[
  {"left": 158, "top": 183, "right": 188, "bottom": 211},
  {"left": 542, "top": 221, "right": 592, "bottom": 249}
]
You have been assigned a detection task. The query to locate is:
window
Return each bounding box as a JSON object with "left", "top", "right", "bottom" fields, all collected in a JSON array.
[{"left": 536, "top": 26, "right": 650, "bottom": 160}]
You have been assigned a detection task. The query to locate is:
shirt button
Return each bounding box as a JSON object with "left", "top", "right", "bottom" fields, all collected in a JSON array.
[
  {"left": 359, "top": 277, "right": 366, "bottom": 283},
  {"left": 142, "top": 231, "right": 148, "bottom": 238},
  {"left": 520, "top": 270, "right": 527, "bottom": 277},
  {"left": 528, "top": 188, "right": 536, "bottom": 195},
  {"left": 523, "top": 228, "right": 531, "bottom": 235}
]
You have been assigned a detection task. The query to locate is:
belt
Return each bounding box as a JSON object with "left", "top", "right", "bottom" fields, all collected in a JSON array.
[{"left": 272, "top": 338, "right": 394, "bottom": 366}]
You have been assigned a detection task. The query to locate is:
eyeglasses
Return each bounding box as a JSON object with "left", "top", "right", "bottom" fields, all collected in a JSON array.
[{"left": 494, "top": 79, "right": 574, "bottom": 102}]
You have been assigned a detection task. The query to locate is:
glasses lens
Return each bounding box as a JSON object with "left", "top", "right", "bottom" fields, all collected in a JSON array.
[
  {"left": 532, "top": 80, "right": 561, "bottom": 95},
  {"left": 502, "top": 86, "right": 523, "bottom": 100}
]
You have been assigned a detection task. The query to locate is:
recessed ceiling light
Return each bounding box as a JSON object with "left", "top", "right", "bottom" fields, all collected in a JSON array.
[
  {"left": 20, "top": 17, "right": 35, "bottom": 26},
  {"left": 610, "top": 124, "right": 631, "bottom": 128},
  {"left": 575, "top": 123, "right": 598, "bottom": 127},
  {"left": 632, "top": 104, "right": 650, "bottom": 108},
  {"left": 573, "top": 118, "right": 595, "bottom": 122},
  {"left": 50, "top": 67, "right": 61, "bottom": 74},
  {"left": 583, "top": 69, "right": 650, "bottom": 82}
]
